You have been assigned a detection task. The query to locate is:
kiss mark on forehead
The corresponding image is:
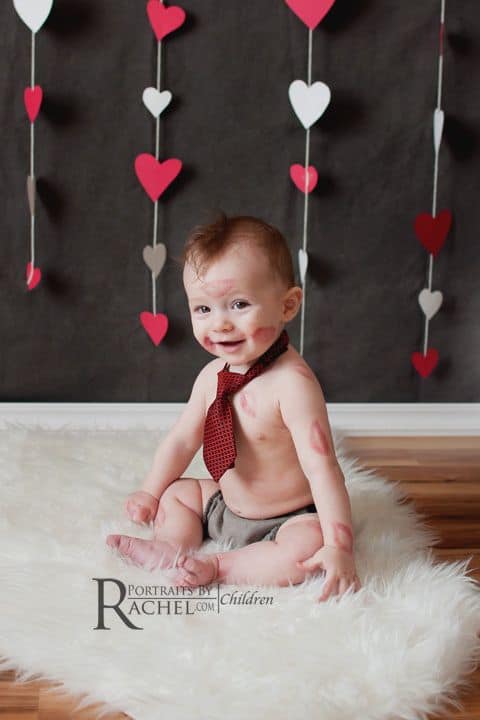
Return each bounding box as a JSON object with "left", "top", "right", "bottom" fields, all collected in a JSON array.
[
  {"left": 202, "top": 278, "right": 235, "bottom": 298},
  {"left": 252, "top": 326, "right": 277, "bottom": 344},
  {"left": 309, "top": 419, "right": 331, "bottom": 456}
]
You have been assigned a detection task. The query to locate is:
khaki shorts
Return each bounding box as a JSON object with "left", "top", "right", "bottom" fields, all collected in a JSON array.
[{"left": 202, "top": 489, "right": 317, "bottom": 549}]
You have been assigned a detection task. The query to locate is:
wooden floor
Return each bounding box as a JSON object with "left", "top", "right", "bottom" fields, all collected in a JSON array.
[{"left": 0, "top": 436, "right": 479, "bottom": 720}]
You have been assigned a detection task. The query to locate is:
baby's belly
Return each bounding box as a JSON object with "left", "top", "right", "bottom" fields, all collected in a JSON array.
[{"left": 219, "top": 450, "right": 315, "bottom": 519}]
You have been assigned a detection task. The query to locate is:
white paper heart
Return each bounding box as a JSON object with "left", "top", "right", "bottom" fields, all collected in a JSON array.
[
  {"left": 418, "top": 288, "right": 443, "bottom": 320},
  {"left": 143, "top": 243, "right": 167, "bottom": 278},
  {"left": 433, "top": 108, "right": 444, "bottom": 154},
  {"left": 298, "top": 249, "right": 308, "bottom": 284},
  {"left": 142, "top": 88, "right": 172, "bottom": 119},
  {"left": 289, "top": 80, "right": 331, "bottom": 129},
  {"left": 26, "top": 175, "right": 35, "bottom": 216},
  {"left": 13, "top": 0, "right": 54, "bottom": 33}
]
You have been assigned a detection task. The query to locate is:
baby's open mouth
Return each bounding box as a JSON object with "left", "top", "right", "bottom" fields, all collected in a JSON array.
[{"left": 216, "top": 339, "right": 244, "bottom": 346}]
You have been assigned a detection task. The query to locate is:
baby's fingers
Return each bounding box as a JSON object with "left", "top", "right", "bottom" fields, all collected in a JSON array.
[{"left": 318, "top": 575, "right": 338, "bottom": 602}]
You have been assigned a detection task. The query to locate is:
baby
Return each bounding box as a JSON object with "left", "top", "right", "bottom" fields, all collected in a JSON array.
[{"left": 107, "top": 213, "right": 361, "bottom": 601}]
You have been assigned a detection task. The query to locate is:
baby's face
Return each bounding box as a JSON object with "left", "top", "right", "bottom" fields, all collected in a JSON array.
[{"left": 183, "top": 243, "right": 298, "bottom": 367}]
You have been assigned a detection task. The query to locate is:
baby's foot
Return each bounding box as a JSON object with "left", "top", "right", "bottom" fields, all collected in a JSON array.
[
  {"left": 173, "top": 553, "right": 219, "bottom": 588},
  {"left": 106, "top": 534, "right": 177, "bottom": 571}
]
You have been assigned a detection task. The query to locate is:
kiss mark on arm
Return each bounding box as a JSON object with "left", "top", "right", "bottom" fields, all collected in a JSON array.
[
  {"left": 309, "top": 419, "right": 331, "bottom": 456},
  {"left": 331, "top": 521, "right": 354, "bottom": 554},
  {"left": 293, "top": 363, "right": 315, "bottom": 381}
]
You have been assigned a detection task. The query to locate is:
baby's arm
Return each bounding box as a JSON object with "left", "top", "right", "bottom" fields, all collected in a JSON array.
[
  {"left": 278, "top": 369, "right": 354, "bottom": 555},
  {"left": 127, "top": 365, "right": 208, "bottom": 522}
]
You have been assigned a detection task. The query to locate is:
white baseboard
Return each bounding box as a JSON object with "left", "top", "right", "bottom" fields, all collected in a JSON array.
[{"left": 0, "top": 403, "right": 479, "bottom": 436}]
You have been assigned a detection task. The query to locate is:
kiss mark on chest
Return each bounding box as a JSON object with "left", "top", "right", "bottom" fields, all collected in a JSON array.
[
  {"left": 309, "top": 419, "right": 331, "bottom": 456},
  {"left": 238, "top": 390, "right": 256, "bottom": 418}
]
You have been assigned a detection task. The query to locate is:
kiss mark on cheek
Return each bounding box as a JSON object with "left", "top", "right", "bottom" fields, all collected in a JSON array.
[
  {"left": 252, "top": 326, "right": 277, "bottom": 344},
  {"left": 239, "top": 390, "right": 256, "bottom": 418},
  {"left": 203, "top": 278, "right": 235, "bottom": 298},
  {"left": 203, "top": 337, "right": 215, "bottom": 350},
  {"left": 293, "top": 363, "right": 315, "bottom": 381},
  {"left": 331, "top": 521, "right": 353, "bottom": 554},
  {"left": 309, "top": 420, "right": 331, "bottom": 456}
]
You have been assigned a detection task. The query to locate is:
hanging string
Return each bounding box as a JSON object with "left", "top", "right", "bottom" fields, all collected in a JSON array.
[
  {"left": 151, "top": 38, "right": 163, "bottom": 315},
  {"left": 423, "top": 0, "right": 446, "bottom": 355},
  {"left": 299, "top": 28, "right": 313, "bottom": 357},
  {"left": 27, "top": 31, "right": 36, "bottom": 286}
]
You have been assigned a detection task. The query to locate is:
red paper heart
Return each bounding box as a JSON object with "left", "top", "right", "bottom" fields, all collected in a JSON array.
[
  {"left": 140, "top": 312, "right": 169, "bottom": 346},
  {"left": 26, "top": 262, "right": 41, "bottom": 290},
  {"left": 411, "top": 349, "right": 439, "bottom": 378},
  {"left": 290, "top": 164, "right": 318, "bottom": 193},
  {"left": 146, "top": 0, "right": 186, "bottom": 41},
  {"left": 135, "top": 155, "right": 182, "bottom": 202},
  {"left": 24, "top": 86, "right": 43, "bottom": 123},
  {"left": 284, "top": 0, "right": 336, "bottom": 29},
  {"left": 414, "top": 210, "right": 452, "bottom": 257}
]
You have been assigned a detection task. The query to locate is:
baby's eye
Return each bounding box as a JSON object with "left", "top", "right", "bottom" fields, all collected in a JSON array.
[
  {"left": 194, "top": 305, "right": 210, "bottom": 314},
  {"left": 232, "top": 300, "right": 249, "bottom": 310}
]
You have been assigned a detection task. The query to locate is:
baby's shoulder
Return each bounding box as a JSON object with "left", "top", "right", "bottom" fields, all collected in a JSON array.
[{"left": 271, "top": 346, "right": 319, "bottom": 386}]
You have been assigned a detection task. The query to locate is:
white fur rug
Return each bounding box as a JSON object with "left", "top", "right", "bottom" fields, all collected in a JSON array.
[{"left": 0, "top": 423, "right": 479, "bottom": 720}]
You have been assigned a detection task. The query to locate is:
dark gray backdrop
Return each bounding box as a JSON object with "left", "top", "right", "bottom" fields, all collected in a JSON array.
[{"left": 1, "top": 0, "right": 478, "bottom": 402}]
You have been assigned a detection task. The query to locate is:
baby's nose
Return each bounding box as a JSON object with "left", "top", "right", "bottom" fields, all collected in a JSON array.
[{"left": 212, "top": 315, "right": 234, "bottom": 332}]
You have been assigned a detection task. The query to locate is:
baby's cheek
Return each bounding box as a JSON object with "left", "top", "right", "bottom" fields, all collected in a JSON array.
[
  {"left": 251, "top": 326, "right": 277, "bottom": 344},
  {"left": 202, "top": 337, "right": 216, "bottom": 351}
]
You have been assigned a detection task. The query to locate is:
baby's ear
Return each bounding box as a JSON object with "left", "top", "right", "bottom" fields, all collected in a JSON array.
[{"left": 283, "top": 286, "right": 303, "bottom": 320}]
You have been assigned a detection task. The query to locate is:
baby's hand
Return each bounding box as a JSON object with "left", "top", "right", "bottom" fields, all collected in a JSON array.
[
  {"left": 297, "top": 545, "right": 361, "bottom": 602},
  {"left": 125, "top": 490, "right": 159, "bottom": 525}
]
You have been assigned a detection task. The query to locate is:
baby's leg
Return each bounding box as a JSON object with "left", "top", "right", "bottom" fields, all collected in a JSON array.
[
  {"left": 174, "top": 515, "right": 324, "bottom": 588},
  {"left": 106, "top": 478, "right": 218, "bottom": 571}
]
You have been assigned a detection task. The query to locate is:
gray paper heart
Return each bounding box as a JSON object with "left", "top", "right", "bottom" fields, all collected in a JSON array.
[
  {"left": 27, "top": 175, "right": 36, "bottom": 216},
  {"left": 143, "top": 243, "right": 167, "bottom": 278},
  {"left": 418, "top": 288, "right": 443, "bottom": 320}
]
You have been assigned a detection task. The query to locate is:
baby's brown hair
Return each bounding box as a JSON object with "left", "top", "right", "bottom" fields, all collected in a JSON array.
[{"left": 179, "top": 211, "right": 296, "bottom": 288}]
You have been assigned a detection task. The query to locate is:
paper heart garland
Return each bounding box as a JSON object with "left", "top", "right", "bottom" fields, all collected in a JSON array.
[
  {"left": 290, "top": 164, "right": 318, "bottom": 193},
  {"left": 289, "top": 80, "right": 331, "bottom": 129},
  {"left": 140, "top": 311, "right": 169, "bottom": 346},
  {"left": 135, "top": 155, "right": 182, "bottom": 202},
  {"left": 26, "top": 262, "right": 41, "bottom": 290},
  {"left": 143, "top": 243, "right": 167, "bottom": 278},
  {"left": 414, "top": 210, "right": 452, "bottom": 257},
  {"left": 418, "top": 288, "right": 443, "bottom": 320},
  {"left": 24, "top": 86, "right": 43, "bottom": 123},
  {"left": 298, "top": 249, "right": 308, "bottom": 284},
  {"left": 142, "top": 88, "right": 172, "bottom": 118},
  {"left": 146, "top": 1, "right": 185, "bottom": 41},
  {"left": 284, "top": 0, "right": 336, "bottom": 29},
  {"left": 433, "top": 108, "right": 444, "bottom": 154},
  {"left": 26, "top": 175, "right": 35, "bottom": 215},
  {"left": 411, "top": 349, "right": 439, "bottom": 378},
  {"left": 13, "top": 0, "right": 53, "bottom": 32}
]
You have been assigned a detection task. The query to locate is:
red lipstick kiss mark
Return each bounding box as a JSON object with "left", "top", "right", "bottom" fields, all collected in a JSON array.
[
  {"left": 203, "top": 278, "right": 235, "bottom": 298},
  {"left": 309, "top": 420, "right": 330, "bottom": 456},
  {"left": 293, "top": 363, "right": 315, "bottom": 380},
  {"left": 253, "top": 326, "right": 277, "bottom": 344},
  {"left": 332, "top": 522, "right": 353, "bottom": 554},
  {"left": 239, "top": 390, "right": 256, "bottom": 418},
  {"left": 203, "top": 337, "right": 216, "bottom": 350}
]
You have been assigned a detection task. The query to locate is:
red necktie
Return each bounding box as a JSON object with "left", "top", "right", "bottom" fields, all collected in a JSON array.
[{"left": 203, "top": 329, "right": 290, "bottom": 482}]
